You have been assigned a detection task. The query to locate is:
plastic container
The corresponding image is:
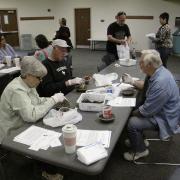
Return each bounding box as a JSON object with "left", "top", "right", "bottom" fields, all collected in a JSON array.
[
  {"left": 173, "top": 29, "right": 180, "bottom": 55},
  {"left": 119, "top": 59, "right": 136, "bottom": 66},
  {"left": 77, "top": 93, "right": 105, "bottom": 112}
]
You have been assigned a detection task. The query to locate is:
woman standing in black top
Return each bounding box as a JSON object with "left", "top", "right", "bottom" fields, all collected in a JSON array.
[{"left": 54, "top": 18, "right": 73, "bottom": 50}]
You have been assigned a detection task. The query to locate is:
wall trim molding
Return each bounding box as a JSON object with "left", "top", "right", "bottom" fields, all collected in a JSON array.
[
  {"left": 20, "top": 16, "right": 54, "bottom": 21},
  {"left": 127, "top": 16, "right": 153, "bottom": 19}
]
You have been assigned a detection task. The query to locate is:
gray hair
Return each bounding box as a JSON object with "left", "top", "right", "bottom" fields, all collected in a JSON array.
[
  {"left": 141, "top": 49, "right": 162, "bottom": 68},
  {"left": 21, "top": 56, "right": 47, "bottom": 78}
]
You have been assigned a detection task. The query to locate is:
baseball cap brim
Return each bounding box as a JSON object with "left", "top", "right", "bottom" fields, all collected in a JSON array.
[{"left": 52, "top": 39, "right": 70, "bottom": 48}]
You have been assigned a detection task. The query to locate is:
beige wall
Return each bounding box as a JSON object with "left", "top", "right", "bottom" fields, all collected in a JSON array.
[
  {"left": 0, "top": 0, "right": 58, "bottom": 48},
  {"left": 0, "top": 0, "right": 180, "bottom": 50},
  {"left": 55, "top": 0, "right": 180, "bottom": 50}
]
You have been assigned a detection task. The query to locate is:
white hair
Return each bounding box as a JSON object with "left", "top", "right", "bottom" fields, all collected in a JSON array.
[
  {"left": 21, "top": 56, "right": 47, "bottom": 78},
  {"left": 141, "top": 49, "right": 162, "bottom": 68}
]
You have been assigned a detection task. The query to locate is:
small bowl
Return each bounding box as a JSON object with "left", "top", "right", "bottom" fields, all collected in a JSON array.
[
  {"left": 84, "top": 76, "right": 91, "bottom": 85},
  {"left": 76, "top": 84, "right": 87, "bottom": 92},
  {"left": 98, "top": 113, "right": 115, "bottom": 122},
  {"left": 59, "top": 107, "right": 70, "bottom": 113},
  {"left": 121, "top": 88, "right": 135, "bottom": 96}
]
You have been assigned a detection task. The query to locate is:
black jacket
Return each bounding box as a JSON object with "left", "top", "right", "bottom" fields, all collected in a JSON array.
[{"left": 37, "top": 58, "right": 74, "bottom": 97}]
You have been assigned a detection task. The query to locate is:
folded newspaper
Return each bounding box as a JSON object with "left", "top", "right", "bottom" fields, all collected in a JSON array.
[{"left": 77, "top": 143, "right": 108, "bottom": 165}]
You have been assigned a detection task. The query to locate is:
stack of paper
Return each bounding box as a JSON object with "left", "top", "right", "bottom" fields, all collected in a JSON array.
[
  {"left": 76, "top": 129, "right": 111, "bottom": 148},
  {"left": 13, "top": 125, "right": 62, "bottom": 151},
  {"left": 107, "top": 97, "right": 136, "bottom": 107},
  {"left": 77, "top": 143, "right": 108, "bottom": 165}
]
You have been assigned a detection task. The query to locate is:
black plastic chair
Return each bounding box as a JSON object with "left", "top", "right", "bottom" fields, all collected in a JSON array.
[
  {"left": 101, "top": 53, "right": 116, "bottom": 66},
  {"left": 97, "top": 61, "right": 107, "bottom": 72},
  {"left": 0, "top": 149, "right": 7, "bottom": 180}
]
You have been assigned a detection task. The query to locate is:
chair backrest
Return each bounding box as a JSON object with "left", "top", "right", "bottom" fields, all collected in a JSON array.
[
  {"left": 97, "top": 61, "right": 107, "bottom": 72},
  {"left": 101, "top": 53, "right": 116, "bottom": 66}
]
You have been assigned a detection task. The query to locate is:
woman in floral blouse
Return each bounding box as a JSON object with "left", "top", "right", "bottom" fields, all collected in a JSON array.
[{"left": 155, "top": 12, "right": 173, "bottom": 68}]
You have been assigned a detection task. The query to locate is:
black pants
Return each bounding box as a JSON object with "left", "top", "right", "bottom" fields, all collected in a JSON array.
[{"left": 157, "top": 47, "right": 171, "bottom": 68}]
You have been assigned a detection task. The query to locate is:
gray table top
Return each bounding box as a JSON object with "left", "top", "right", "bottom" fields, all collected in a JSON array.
[{"left": 2, "top": 61, "right": 144, "bottom": 175}]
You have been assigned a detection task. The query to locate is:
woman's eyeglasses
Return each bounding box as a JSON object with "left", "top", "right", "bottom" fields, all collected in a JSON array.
[{"left": 36, "top": 76, "right": 43, "bottom": 81}]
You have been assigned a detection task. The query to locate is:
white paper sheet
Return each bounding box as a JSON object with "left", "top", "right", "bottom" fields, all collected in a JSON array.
[
  {"left": 146, "top": 33, "right": 156, "bottom": 38},
  {"left": 0, "top": 67, "right": 20, "bottom": 74},
  {"left": 76, "top": 129, "right": 111, "bottom": 148},
  {"left": 13, "top": 125, "right": 62, "bottom": 151},
  {"left": 107, "top": 97, "right": 136, "bottom": 107},
  {"left": 146, "top": 33, "right": 156, "bottom": 41}
]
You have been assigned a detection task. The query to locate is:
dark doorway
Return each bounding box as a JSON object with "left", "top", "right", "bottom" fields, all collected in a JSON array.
[
  {"left": 75, "top": 8, "right": 90, "bottom": 48},
  {"left": 0, "top": 9, "right": 19, "bottom": 47}
]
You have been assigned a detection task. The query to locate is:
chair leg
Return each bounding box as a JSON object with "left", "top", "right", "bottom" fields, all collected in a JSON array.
[
  {"left": 0, "top": 161, "right": 6, "bottom": 180},
  {"left": 133, "top": 137, "right": 180, "bottom": 166}
]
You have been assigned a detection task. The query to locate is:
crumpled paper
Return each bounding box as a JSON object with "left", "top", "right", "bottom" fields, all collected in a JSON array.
[{"left": 43, "top": 108, "right": 82, "bottom": 127}]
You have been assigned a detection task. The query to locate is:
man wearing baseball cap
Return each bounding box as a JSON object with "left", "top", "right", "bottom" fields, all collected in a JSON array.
[{"left": 37, "top": 39, "right": 83, "bottom": 97}]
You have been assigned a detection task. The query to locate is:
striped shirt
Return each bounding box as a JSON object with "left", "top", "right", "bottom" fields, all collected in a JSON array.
[{"left": 0, "top": 43, "right": 17, "bottom": 62}]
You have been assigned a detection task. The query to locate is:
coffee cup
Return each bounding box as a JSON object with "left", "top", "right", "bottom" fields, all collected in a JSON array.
[
  {"left": 5, "top": 56, "right": 12, "bottom": 67},
  {"left": 13, "top": 58, "right": 20, "bottom": 67},
  {"left": 84, "top": 76, "right": 91, "bottom": 85},
  {"left": 62, "top": 124, "right": 77, "bottom": 154},
  {"left": 102, "top": 105, "right": 112, "bottom": 119}
]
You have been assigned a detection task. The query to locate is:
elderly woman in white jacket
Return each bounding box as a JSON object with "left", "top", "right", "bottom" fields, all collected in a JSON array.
[{"left": 0, "top": 56, "right": 65, "bottom": 143}]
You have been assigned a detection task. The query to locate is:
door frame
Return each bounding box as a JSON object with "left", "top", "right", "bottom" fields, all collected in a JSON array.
[
  {"left": 0, "top": 8, "right": 20, "bottom": 48},
  {"left": 74, "top": 8, "right": 91, "bottom": 48}
]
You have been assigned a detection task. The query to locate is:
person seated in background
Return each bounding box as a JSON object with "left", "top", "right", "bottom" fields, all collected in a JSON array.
[
  {"left": 34, "top": 34, "right": 53, "bottom": 61},
  {"left": 122, "top": 49, "right": 180, "bottom": 161},
  {"left": 0, "top": 33, "right": 18, "bottom": 63},
  {"left": 37, "top": 39, "right": 83, "bottom": 97},
  {"left": 0, "top": 56, "right": 65, "bottom": 143}
]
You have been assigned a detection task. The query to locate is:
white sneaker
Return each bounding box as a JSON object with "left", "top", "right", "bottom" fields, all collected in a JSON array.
[
  {"left": 125, "top": 139, "right": 149, "bottom": 147},
  {"left": 123, "top": 149, "right": 149, "bottom": 161},
  {"left": 42, "top": 171, "right": 63, "bottom": 180}
]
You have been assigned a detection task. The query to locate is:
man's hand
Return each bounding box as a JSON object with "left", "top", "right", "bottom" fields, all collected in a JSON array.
[
  {"left": 131, "top": 109, "right": 143, "bottom": 117},
  {"left": 68, "top": 77, "right": 84, "bottom": 86},
  {"left": 122, "top": 73, "right": 134, "bottom": 85}
]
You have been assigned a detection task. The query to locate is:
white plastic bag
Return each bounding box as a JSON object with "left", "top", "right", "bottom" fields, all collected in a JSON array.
[
  {"left": 93, "top": 73, "right": 118, "bottom": 87},
  {"left": 116, "top": 43, "right": 130, "bottom": 59},
  {"left": 43, "top": 109, "right": 82, "bottom": 127}
]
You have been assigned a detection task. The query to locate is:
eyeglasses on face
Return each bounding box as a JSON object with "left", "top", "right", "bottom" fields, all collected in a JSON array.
[{"left": 35, "top": 76, "right": 43, "bottom": 81}]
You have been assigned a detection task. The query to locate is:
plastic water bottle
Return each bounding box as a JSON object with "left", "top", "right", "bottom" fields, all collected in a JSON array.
[
  {"left": 131, "top": 48, "right": 136, "bottom": 59},
  {"left": 106, "top": 87, "right": 114, "bottom": 100}
]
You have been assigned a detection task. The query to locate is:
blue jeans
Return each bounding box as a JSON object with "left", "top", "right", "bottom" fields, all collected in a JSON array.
[
  {"left": 157, "top": 47, "right": 171, "bottom": 68},
  {"left": 127, "top": 116, "right": 158, "bottom": 152}
]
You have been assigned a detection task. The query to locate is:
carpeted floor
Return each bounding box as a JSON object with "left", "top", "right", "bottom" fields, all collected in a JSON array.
[{"left": 2, "top": 48, "right": 180, "bottom": 180}]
